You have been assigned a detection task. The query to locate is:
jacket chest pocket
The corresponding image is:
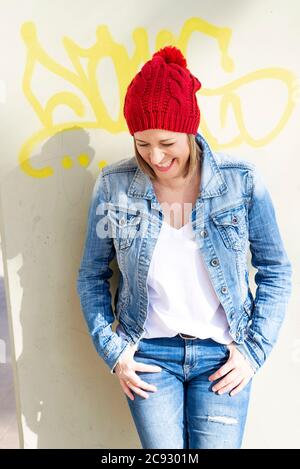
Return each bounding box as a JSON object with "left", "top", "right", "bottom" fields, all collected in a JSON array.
[
  {"left": 107, "top": 207, "right": 142, "bottom": 250},
  {"left": 211, "top": 204, "right": 248, "bottom": 251}
]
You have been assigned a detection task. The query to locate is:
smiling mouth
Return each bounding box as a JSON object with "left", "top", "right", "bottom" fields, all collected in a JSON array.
[{"left": 154, "top": 159, "right": 175, "bottom": 171}]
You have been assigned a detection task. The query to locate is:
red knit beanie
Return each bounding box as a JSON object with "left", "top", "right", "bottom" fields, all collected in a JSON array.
[{"left": 123, "top": 45, "right": 201, "bottom": 136}]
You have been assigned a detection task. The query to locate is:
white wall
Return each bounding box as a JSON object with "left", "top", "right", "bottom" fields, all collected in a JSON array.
[{"left": 0, "top": 0, "right": 299, "bottom": 448}]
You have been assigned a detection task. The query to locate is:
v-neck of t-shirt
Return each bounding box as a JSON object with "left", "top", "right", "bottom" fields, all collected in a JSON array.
[{"left": 161, "top": 219, "right": 195, "bottom": 240}]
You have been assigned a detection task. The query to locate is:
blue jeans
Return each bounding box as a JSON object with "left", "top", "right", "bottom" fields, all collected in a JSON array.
[{"left": 126, "top": 335, "right": 252, "bottom": 449}]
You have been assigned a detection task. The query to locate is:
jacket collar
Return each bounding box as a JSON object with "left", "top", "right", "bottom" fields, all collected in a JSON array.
[{"left": 128, "top": 131, "right": 228, "bottom": 201}]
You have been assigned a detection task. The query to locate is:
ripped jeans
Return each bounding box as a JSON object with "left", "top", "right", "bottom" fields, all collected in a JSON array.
[{"left": 126, "top": 335, "right": 252, "bottom": 449}]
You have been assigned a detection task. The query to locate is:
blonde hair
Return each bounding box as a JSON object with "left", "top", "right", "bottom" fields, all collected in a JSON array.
[{"left": 133, "top": 134, "right": 202, "bottom": 181}]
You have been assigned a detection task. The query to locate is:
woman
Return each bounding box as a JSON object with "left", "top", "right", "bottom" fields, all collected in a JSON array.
[{"left": 77, "top": 46, "right": 292, "bottom": 449}]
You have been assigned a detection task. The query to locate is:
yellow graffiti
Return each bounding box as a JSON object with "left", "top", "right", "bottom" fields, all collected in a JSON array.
[
  {"left": 61, "top": 155, "right": 73, "bottom": 169},
  {"left": 20, "top": 18, "right": 299, "bottom": 178}
]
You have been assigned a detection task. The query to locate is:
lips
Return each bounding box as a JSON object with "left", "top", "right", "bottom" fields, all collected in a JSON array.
[{"left": 154, "top": 158, "right": 175, "bottom": 172}]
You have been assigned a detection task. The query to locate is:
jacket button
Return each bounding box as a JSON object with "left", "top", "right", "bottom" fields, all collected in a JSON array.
[
  {"left": 221, "top": 286, "right": 228, "bottom": 294},
  {"left": 211, "top": 258, "right": 219, "bottom": 267},
  {"left": 119, "top": 217, "right": 126, "bottom": 226},
  {"left": 232, "top": 216, "right": 238, "bottom": 224},
  {"left": 200, "top": 229, "right": 208, "bottom": 238}
]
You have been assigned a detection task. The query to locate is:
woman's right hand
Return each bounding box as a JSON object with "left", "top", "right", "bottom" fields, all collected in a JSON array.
[{"left": 115, "top": 343, "right": 162, "bottom": 400}]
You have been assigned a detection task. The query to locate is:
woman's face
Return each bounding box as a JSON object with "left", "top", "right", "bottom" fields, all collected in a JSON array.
[{"left": 134, "top": 129, "right": 190, "bottom": 179}]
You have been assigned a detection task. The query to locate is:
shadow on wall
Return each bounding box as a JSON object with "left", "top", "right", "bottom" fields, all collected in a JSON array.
[
  {"left": 0, "top": 243, "right": 19, "bottom": 448},
  {"left": 0, "top": 127, "right": 139, "bottom": 448}
]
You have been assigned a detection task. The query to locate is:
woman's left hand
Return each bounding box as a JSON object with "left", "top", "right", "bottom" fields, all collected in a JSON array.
[{"left": 208, "top": 343, "right": 255, "bottom": 396}]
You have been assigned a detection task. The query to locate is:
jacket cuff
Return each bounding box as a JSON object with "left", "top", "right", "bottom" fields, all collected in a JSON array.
[
  {"left": 95, "top": 331, "right": 133, "bottom": 373},
  {"left": 233, "top": 339, "right": 261, "bottom": 373},
  {"left": 110, "top": 341, "right": 133, "bottom": 374}
]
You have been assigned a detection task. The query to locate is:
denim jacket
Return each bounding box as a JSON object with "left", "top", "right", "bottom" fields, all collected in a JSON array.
[{"left": 77, "top": 132, "right": 292, "bottom": 374}]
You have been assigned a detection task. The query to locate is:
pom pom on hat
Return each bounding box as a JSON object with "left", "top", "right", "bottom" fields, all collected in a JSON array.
[{"left": 152, "top": 45, "right": 187, "bottom": 68}]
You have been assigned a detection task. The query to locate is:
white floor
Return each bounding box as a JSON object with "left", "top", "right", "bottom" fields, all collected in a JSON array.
[{"left": 0, "top": 244, "right": 19, "bottom": 448}]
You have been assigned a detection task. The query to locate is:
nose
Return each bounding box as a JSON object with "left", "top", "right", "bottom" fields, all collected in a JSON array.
[{"left": 149, "top": 149, "right": 166, "bottom": 165}]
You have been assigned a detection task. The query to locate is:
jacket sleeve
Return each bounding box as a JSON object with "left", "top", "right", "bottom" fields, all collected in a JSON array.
[
  {"left": 234, "top": 165, "right": 292, "bottom": 372},
  {"left": 77, "top": 171, "right": 134, "bottom": 374}
]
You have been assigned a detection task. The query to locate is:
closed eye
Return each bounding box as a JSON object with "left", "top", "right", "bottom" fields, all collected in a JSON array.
[{"left": 138, "top": 143, "right": 174, "bottom": 147}]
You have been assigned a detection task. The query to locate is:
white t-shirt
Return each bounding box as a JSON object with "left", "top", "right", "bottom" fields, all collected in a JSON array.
[{"left": 143, "top": 220, "right": 233, "bottom": 344}]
